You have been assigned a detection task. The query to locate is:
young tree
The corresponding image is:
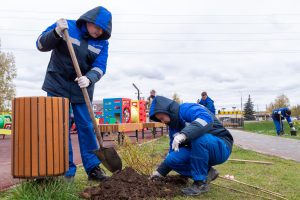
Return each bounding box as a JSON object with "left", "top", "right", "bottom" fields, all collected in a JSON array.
[
  {"left": 243, "top": 94, "right": 255, "bottom": 120},
  {"left": 0, "top": 41, "right": 17, "bottom": 112}
]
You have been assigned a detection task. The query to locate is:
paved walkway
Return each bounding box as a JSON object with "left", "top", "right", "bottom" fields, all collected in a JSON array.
[{"left": 229, "top": 129, "right": 300, "bottom": 162}]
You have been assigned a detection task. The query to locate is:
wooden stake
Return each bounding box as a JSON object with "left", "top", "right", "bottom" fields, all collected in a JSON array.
[
  {"left": 211, "top": 182, "right": 274, "bottom": 200},
  {"left": 219, "top": 176, "right": 287, "bottom": 200},
  {"left": 228, "top": 158, "right": 274, "bottom": 165}
]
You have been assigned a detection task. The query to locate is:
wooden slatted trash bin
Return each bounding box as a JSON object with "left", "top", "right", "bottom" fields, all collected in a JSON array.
[{"left": 11, "top": 97, "right": 69, "bottom": 178}]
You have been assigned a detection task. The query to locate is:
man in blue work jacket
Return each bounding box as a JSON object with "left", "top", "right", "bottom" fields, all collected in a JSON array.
[
  {"left": 272, "top": 107, "right": 296, "bottom": 136},
  {"left": 36, "top": 6, "right": 112, "bottom": 181},
  {"left": 198, "top": 91, "right": 216, "bottom": 114},
  {"left": 149, "top": 96, "right": 233, "bottom": 196}
]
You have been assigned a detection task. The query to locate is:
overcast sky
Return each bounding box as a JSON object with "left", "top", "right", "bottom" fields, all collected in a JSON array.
[{"left": 1, "top": 0, "right": 300, "bottom": 111}]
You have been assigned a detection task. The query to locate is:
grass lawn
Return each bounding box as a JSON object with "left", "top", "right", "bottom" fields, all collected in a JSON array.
[
  {"left": 1, "top": 136, "right": 299, "bottom": 200},
  {"left": 244, "top": 120, "right": 300, "bottom": 140}
]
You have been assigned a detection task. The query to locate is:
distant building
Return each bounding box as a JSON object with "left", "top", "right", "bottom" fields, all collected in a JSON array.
[{"left": 254, "top": 111, "right": 271, "bottom": 121}]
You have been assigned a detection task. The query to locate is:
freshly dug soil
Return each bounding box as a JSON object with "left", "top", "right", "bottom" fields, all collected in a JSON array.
[{"left": 80, "top": 167, "right": 188, "bottom": 200}]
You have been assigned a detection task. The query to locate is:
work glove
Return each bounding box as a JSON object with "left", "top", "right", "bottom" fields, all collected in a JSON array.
[
  {"left": 75, "top": 76, "right": 91, "bottom": 88},
  {"left": 55, "top": 18, "right": 68, "bottom": 37},
  {"left": 289, "top": 122, "right": 294, "bottom": 128},
  {"left": 172, "top": 133, "right": 186, "bottom": 152},
  {"left": 149, "top": 171, "right": 163, "bottom": 180},
  {"left": 291, "top": 127, "right": 296, "bottom": 131}
]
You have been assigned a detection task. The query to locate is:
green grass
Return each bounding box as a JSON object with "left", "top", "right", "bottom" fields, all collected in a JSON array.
[
  {"left": 1, "top": 136, "right": 300, "bottom": 200},
  {"left": 243, "top": 120, "right": 300, "bottom": 140},
  {"left": 0, "top": 167, "right": 97, "bottom": 200}
]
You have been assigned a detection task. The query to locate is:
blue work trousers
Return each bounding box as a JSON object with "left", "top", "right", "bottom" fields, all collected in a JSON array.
[{"left": 164, "top": 134, "right": 231, "bottom": 181}]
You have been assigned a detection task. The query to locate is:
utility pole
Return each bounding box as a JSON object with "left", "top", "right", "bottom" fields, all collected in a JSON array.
[
  {"left": 241, "top": 94, "right": 243, "bottom": 113},
  {"left": 132, "top": 83, "right": 140, "bottom": 100}
]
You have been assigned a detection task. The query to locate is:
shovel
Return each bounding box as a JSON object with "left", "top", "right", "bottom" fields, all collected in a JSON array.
[{"left": 63, "top": 29, "right": 122, "bottom": 173}]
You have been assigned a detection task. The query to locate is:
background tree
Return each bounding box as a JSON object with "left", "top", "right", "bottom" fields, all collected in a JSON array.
[
  {"left": 266, "top": 94, "right": 290, "bottom": 112},
  {"left": 243, "top": 94, "right": 255, "bottom": 120},
  {"left": 0, "top": 41, "right": 17, "bottom": 112},
  {"left": 291, "top": 105, "right": 300, "bottom": 118},
  {"left": 172, "top": 93, "right": 182, "bottom": 104}
]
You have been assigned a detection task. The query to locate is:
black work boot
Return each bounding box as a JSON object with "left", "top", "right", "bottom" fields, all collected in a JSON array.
[
  {"left": 88, "top": 166, "right": 108, "bottom": 182},
  {"left": 279, "top": 130, "right": 285, "bottom": 136},
  {"left": 182, "top": 181, "right": 209, "bottom": 196},
  {"left": 206, "top": 167, "right": 219, "bottom": 184}
]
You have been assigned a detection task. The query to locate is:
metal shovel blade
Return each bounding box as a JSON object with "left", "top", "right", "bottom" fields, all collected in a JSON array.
[{"left": 93, "top": 147, "right": 122, "bottom": 173}]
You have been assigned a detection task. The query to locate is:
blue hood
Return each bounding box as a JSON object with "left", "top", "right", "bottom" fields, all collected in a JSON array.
[
  {"left": 149, "top": 96, "right": 185, "bottom": 129},
  {"left": 76, "top": 6, "right": 112, "bottom": 40}
]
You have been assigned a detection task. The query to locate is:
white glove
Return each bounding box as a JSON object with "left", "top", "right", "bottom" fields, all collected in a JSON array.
[
  {"left": 277, "top": 111, "right": 281, "bottom": 115},
  {"left": 172, "top": 133, "right": 186, "bottom": 152},
  {"left": 291, "top": 127, "right": 296, "bottom": 131},
  {"left": 149, "top": 171, "right": 163, "bottom": 180},
  {"left": 55, "top": 18, "right": 68, "bottom": 37},
  {"left": 75, "top": 76, "right": 91, "bottom": 88}
]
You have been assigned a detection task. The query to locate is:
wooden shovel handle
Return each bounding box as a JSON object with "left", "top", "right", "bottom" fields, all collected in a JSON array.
[{"left": 63, "top": 29, "right": 104, "bottom": 148}]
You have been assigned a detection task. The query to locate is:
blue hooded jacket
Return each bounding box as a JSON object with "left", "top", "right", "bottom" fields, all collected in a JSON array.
[
  {"left": 36, "top": 6, "right": 112, "bottom": 103},
  {"left": 199, "top": 96, "right": 216, "bottom": 114},
  {"left": 272, "top": 107, "right": 292, "bottom": 124},
  {"left": 149, "top": 96, "right": 233, "bottom": 151}
]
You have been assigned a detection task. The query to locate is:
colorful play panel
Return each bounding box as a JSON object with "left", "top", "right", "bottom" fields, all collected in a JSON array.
[{"left": 0, "top": 114, "right": 12, "bottom": 139}]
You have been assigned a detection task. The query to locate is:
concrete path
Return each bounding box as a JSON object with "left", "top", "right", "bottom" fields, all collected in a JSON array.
[{"left": 229, "top": 129, "right": 300, "bottom": 162}]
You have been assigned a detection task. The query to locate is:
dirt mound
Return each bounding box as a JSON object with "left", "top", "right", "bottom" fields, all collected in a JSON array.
[{"left": 80, "top": 167, "right": 188, "bottom": 200}]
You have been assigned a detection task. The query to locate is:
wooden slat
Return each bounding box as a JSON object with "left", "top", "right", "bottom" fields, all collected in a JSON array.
[
  {"left": 52, "top": 98, "right": 60, "bottom": 175},
  {"left": 118, "top": 123, "right": 142, "bottom": 132},
  {"left": 98, "top": 124, "right": 119, "bottom": 132},
  {"left": 58, "top": 98, "right": 64, "bottom": 174},
  {"left": 30, "top": 97, "right": 38, "bottom": 177},
  {"left": 64, "top": 98, "right": 69, "bottom": 171},
  {"left": 38, "top": 97, "right": 46, "bottom": 176},
  {"left": 18, "top": 98, "right": 25, "bottom": 177},
  {"left": 154, "top": 122, "right": 166, "bottom": 128},
  {"left": 12, "top": 99, "right": 18, "bottom": 177},
  {"left": 45, "top": 97, "right": 54, "bottom": 175},
  {"left": 142, "top": 122, "right": 156, "bottom": 129},
  {"left": 24, "top": 98, "right": 31, "bottom": 177}
]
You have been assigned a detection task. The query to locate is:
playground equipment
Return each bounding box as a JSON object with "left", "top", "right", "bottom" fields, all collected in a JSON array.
[
  {"left": 139, "top": 100, "right": 146, "bottom": 123},
  {"left": 0, "top": 114, "right": 12, "bottom": 129},
  {"left": 103, "top": 98, "right": 131, "bottom": 124},
  {"left": 131, "top": 100, "right": 140, "bottom": 123},
  {"left": 103, "top": 98, "right": 147, "bottom": 124},
  {"left": 11, "top": 97, "right": 69, "bottom": 178},
  {"left": 0, "top": 114, "right": 12, "bottom": 139}
]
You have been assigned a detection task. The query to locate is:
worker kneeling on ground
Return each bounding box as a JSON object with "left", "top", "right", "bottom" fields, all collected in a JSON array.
[
  {"left": 149, "top": 96, "right": 234, "bottom": 196},
  {"left": 272, "top": 107, "right": 296, "bottom": 136}
]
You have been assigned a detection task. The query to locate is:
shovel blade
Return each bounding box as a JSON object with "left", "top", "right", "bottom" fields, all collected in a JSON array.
[{"left": 93, "top": 147, "right": 122, "bottom": 173}]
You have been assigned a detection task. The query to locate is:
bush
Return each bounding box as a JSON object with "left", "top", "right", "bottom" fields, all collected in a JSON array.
[{"left": 118, "top": 136, "right": 163, "bottom": 176}]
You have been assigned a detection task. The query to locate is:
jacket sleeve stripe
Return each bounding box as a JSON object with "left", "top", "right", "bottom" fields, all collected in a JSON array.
[
  {"left": 88, "top": 45, "right": 101, "bottom": 54},
  {"left": 63, "top": 36, "right": 80, "bottom": 46},
  {"left": 195, "top": 118, "right": 208, "bottom": 126},
  {"left": 37, "top": 35, "right": 43, "bottom": 49},
  {"left": 91, "top": 67, "right": 104, "bottom": 77}
]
